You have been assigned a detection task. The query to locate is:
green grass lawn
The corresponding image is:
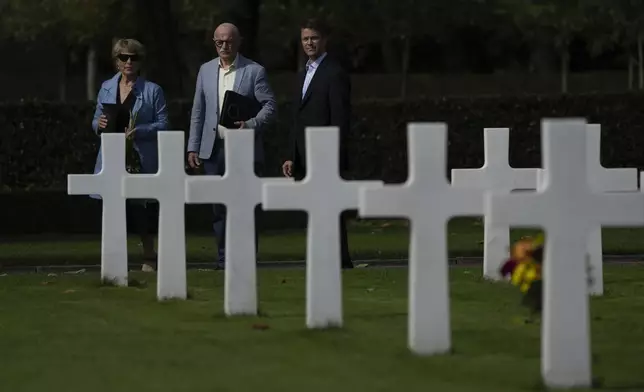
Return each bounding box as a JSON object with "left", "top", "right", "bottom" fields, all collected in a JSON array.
[
  {"left": 1, "top": 218, "right": 644, "bottom": 267},
  {"left": 1, "top": 265, "right": 643, "bottom": 391}
]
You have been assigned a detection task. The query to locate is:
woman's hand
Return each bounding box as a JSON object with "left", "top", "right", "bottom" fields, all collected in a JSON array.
[
  {"left": 282, "top": 160, "right": 293, "bottom": 177},
  {"left": 98, "top": 115, "right": 108, "bottom": 130}
]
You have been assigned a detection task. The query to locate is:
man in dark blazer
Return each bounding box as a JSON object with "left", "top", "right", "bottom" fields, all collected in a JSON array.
[{"left": 281, "top": 18, "right": 353, "bottom": 269}]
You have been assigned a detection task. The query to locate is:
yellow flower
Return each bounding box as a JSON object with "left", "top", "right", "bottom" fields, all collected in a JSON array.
[{"left": 510, "top": 260, "right": 541, "bottom": 293}]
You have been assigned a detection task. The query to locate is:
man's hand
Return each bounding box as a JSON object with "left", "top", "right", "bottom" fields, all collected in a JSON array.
[
  {"left": 282, "top": 160, "right": 293, "bottom": 177},
  {"left": 98, "top": 115, "right": 108, "bottom": 130},
  {"left": 188, "top": 152, "right": 201, "bottom": 169},
  {"left": 233, "top": 121, "right": 246, "bottom": 128}
]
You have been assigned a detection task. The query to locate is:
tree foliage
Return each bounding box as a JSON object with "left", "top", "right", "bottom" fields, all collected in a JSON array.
[
  {"left": 496, "top": 0, "right": 590, "bottom": 51},
  {"left": 601, "top": 0, "right": 644, "bottom": 52},
  {"left": 178, "top": 0, "right": 224, "bottom": 33},
  {"left": 4, "top": 0, "right": 644, "bottom": 96},
  {"left": 0, "top": 0, "right": 135, "bottom": 44}
]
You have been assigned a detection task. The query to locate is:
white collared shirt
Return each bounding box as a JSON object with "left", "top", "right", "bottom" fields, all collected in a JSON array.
[
  {"left": 217, "top": 56, "right": 238, "bottom": 138},
  {"left": 302, "top": 52, "right": 327, "bottom": 98}
]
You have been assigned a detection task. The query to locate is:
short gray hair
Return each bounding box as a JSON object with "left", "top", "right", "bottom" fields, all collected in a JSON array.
[{"left": 111, "top": 38, "right": 146, "bottom": 60}]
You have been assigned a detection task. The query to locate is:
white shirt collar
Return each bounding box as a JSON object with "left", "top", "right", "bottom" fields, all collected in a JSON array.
[
  {"left": 306, "top": 52, "right": 327, "bottom": 71},
  {"left": 219, "top": 55, "right": 239, "bottom": 70}
]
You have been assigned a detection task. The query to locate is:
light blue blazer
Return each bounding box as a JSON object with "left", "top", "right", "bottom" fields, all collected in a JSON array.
[
  {"left": 91, "top": 72, "right": 169, "bottom": 177},
  {"left": 188, "top": 55, "right": 277, "bottom": 163}
]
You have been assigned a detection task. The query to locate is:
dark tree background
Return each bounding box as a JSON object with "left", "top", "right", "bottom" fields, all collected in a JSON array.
[
  {"left": 221, "top": 0, "right": 261, "bottom": 61},
  {"left": 135, "top": 0, "right": 185, "bottom": 97},
  {"left": 2, "top": 0, "right": 644, "bottom": 101}
]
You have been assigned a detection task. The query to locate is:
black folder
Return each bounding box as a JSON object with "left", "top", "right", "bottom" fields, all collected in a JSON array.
[
  {"left": 219, "top": 90, "right": 262, "bottom": 129},
  {"left": 100, "top": 103, "right": 120, "bottom": 134}
]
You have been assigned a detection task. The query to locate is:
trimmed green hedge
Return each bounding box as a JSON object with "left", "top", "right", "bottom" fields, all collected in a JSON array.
[
  {"left": 0, "top": 190, "right": 310, "bottom": 235},
  {"left": 2, "top": 92, "right": 644, "bottom": 192},
  {"left": 3, "top": 92, "right": 644, "bottom": 235}
]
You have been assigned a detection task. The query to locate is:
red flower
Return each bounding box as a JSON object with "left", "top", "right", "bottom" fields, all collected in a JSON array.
[{"left": 500, "top": 259, "right": 518, "bottom": 278}]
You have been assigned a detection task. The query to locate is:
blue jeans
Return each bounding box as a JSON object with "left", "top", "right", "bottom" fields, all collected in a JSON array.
[{"left": 202, "top": 141, "right": 261, "bottom": 264}]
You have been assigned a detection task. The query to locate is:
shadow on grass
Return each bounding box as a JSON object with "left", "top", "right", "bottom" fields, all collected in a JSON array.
[
  {"left": 527, "top": 375, "right": 644, "bottom": 391},
  {"left": 0, "top": 251, "right": 410, "bottom": 267},
  {"left": 297, "top": 325, "right": 346, "bottom": 337},
  {"left": 211, "top": 308, "right": 273, "bottom": 320},
  {"left": 347, "top": 311, "right": 408, "bottom": 321},
  {"left": 98, "top": 277, "right": 149, "bottom": 289},
  {"left": 596, "top": 383, "right": 644, "bottom": 391}
]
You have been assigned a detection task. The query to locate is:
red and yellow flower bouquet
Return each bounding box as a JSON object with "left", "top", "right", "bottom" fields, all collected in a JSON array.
[
  {"left": 499, "top": 234, "right": 544, "bottom": 315},
  {"left": 500, "top": 234, "right": 594, "bottom": 318}
]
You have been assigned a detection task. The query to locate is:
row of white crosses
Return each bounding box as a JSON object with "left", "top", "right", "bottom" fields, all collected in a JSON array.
[
  {"left": 67, "top": 127, "right": 381, "bottom": 324},
  {"left": 69, "top": 124, "right": 633, "bottom": 297},
  {"left": 359, "top": 119, "right": 644, "bottom": 388},
  {"left": 488, "top": 119, "right": 644, "bottom": 388},
  {"left": 69, "top": 130, "right": 293, "bottom": 314},
  {"left": 451, "top": 124, "right": 639, "bottom": 296},
  {"left": 69, "top": 133, "right": 191, "bottom": 298},
  {"left": 68, "top": 119, "right": 644, "bottom": 389}
]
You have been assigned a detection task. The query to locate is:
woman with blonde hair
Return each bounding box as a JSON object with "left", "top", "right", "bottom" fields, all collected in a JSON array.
[{"left": 90, "top": 38, "right": 169, "bottom": 272}]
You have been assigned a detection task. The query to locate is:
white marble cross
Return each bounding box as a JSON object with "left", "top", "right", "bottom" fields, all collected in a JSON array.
[
  {"left": 487, "top": 118, "right": 644, "bottom": 389},
  {"left": 262, "top": 126, "right": 382, "bottom": 329},
  {"left": 68, "top": 133, "right": 128, "bottom": 286},
  {"left": 536, "top": 124, "right": 639, "bottom": 296},
  {"left": 122, "top": 131, "right": 188, "bottom": 301},
  {"left": 584, "top": 124, "right": 638, "bottom": 296},
  {"left": 185, "top": 128, "right": 293, "bottom": 316},
  {"left": 450, "top": 127, "right": 539, "bottom": 280},
  {"left": 359, "top": 123, "right": 483, "bottom": 356}
]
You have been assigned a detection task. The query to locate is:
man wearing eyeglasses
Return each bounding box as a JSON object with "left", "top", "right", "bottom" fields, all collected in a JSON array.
[{"left": 188, "top": 22, "right": 277, "bottom": 269}]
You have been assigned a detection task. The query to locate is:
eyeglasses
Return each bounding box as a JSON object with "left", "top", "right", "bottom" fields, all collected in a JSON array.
[
  {"left": 214, "top": 39, "right": 234, "bottom": 48},
  {"left": 117, "top": 54, "right": 140, "bottom": 62}
]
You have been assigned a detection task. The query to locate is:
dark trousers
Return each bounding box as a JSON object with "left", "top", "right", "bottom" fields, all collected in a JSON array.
[
  {"left": 294, "top": 167, "right": 353, "bottom": 268},
  {"left": 338, "top": 210, "right": 353, "bottom": 268},
  {"left": 202, "top": 141, "right": 260, "bottom": 263},
  {"left": 125, "top": 200, "right": 158, "bottom": 246}
]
